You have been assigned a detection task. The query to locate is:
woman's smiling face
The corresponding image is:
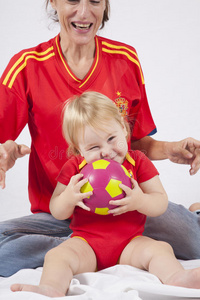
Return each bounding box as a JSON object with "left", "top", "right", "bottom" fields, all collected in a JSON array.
[{"left": 50, "top": 0, "right": 106, "bottom": 46}]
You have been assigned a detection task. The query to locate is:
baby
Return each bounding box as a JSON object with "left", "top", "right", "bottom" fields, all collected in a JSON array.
[{"left": 11, "top": 92, "right": 200, "bottom": 297}]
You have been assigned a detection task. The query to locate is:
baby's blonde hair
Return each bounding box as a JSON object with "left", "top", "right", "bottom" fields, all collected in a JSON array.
[{"left": 62, "top": 91, "right": 130, "bottom": 156}]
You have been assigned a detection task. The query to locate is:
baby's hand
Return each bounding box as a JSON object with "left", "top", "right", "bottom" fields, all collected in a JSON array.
[
  {"left": 67, "top": 174, "right": 92, "bottom": 211},
  {"left": 108, "top": 178, "right": 143, "bottom": 216}
]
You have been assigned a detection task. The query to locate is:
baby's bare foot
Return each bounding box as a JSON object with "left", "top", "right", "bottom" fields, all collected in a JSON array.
[
  {"left": 189, "top": 202, "right": 200, "bottom": 212},
  {"left": 165, "top": 268, "right": 200, "bottom": 289},
  {"left": 11, "top": 283, "right": 65, "bottom": 298}
]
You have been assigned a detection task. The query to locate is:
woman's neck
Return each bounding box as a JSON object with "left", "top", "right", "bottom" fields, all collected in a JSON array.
[{"left": 60, "top": 36, "right": 96, "bottom": 80}]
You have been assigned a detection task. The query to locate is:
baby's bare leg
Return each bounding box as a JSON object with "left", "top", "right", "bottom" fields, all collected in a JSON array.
[
  {"left": 119, "top": 236, "right": 200, "bottom": 289},
  {"left": 11, "top": 238, "right": 97, "bottom": 297}
]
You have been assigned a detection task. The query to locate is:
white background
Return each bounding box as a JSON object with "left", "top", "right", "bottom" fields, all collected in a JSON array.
[{"left": 0, "top": 0, "right": 200, "bottom": 221}]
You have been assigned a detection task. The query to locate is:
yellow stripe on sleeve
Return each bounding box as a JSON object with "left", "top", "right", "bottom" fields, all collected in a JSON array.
[
  {"left": 3, "top": 47, "right": 55, "bottom": 88},
  {"left": 102, "top": 48, "right": 144, "bottom": 84},
  {"left": 102, "top": 41, "right": 139, "bottom": 59},
  {"left": 7, "top": 53, "right": 55, "bottom": 89}
]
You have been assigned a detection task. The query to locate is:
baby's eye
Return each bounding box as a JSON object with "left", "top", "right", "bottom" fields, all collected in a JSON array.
[
  {"left": 89, "top": 146, "right": 99, "bottom": 151},
  {"left": 108, "top": 136, "right": 115, "bottom": 142}
]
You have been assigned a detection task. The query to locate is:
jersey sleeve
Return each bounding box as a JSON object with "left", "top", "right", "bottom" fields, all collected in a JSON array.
[
  {"left": 133, "top": 151, "right": 159, "bottom": 183},
  {"left": 57, "top": 156, "right": 83, "bottom": 185},
  {"left": 0, "top": 55, "right": 29, "bottom": 143},
  {"left": 128, "top": 51, "right": 157, "bottom": 141},
  {"left": 129, "top": 84, "right": 157, "bottom": 141}
]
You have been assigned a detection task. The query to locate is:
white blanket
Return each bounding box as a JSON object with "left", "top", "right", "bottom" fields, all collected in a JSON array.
[{"left": 1, "top": 261, "right": 200, "bottom": 300}]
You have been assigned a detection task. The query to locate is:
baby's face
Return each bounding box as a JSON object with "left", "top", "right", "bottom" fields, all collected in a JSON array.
[{"left": 78, "top": 119, "right": 128, "bottom": 164}]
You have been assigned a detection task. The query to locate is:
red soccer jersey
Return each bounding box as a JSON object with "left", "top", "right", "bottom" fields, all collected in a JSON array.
[{"left": 0, "top": 35, "right": 156, "bottom": 213}]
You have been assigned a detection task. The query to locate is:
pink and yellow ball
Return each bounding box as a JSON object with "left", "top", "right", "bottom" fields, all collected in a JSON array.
[{"left": 81, "top": 159, "right": 132, "bottom": 215}]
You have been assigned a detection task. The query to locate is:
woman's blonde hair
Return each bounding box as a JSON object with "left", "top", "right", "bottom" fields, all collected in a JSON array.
[{"left": 62, "top": 91, "right": 130, "bottom": 156}]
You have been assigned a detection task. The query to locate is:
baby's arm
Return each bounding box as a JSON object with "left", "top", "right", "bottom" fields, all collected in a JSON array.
[
  {"left": 50, "top": 174, "right": 92, "bottom": 220},
  {"left": 109, "top": 175, "right": 168, "bottom": 217}
]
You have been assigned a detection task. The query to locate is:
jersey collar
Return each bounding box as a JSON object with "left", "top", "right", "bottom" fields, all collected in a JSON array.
[
  {"left": 54, "top": 35, "right": 101, "bottom": 89},
  {"left": 78, "top": 153, "right": 135, "bottom": 171}
]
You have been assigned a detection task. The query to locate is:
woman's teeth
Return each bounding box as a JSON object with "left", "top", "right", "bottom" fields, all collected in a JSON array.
[{"left": 73, "top": 23, "right": 91, "bottom": 30}]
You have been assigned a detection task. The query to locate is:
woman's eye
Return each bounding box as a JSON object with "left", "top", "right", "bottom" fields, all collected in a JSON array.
[
  {"left": 67, "top": 0, "right": 79, "bottom": 3},
  {"left": 67, "top": 0, "right": 100, "bottom": 4}
]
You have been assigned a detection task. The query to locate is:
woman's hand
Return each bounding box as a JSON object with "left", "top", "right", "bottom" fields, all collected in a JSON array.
[
  {"left": 0, "top": 140, "right": 31, "bottom": 189},
  {"left": 132, "top": 136, "right": 200, "bottom": 175},
  {"left": 165, "top": 138, "right": 200, "bottom": 175}
]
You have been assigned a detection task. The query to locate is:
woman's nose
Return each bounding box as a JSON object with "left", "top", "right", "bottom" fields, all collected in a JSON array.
[{"left": 77, "top": 0, "right": 90, "bottom": 17}]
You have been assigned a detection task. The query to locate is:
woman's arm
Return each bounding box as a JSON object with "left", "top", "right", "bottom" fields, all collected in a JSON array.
[
  {"left": 132, "top": 136, "right": 200, "bottom": 175},
  {"left": 131, "top": 136, "right": 167, "bottom": 160}
]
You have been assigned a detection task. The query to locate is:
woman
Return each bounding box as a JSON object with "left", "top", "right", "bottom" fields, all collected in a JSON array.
[{"left": 0, "top": 0, "right": 200, "bottom": 277}]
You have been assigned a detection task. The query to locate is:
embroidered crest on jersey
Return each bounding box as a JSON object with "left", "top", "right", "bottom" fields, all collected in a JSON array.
[
  {"left": 128, "top": 170, "right": 134, "bottom": 178},
  {"left": 114, "top": 92, "right": 128, "bottom": 117}
]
